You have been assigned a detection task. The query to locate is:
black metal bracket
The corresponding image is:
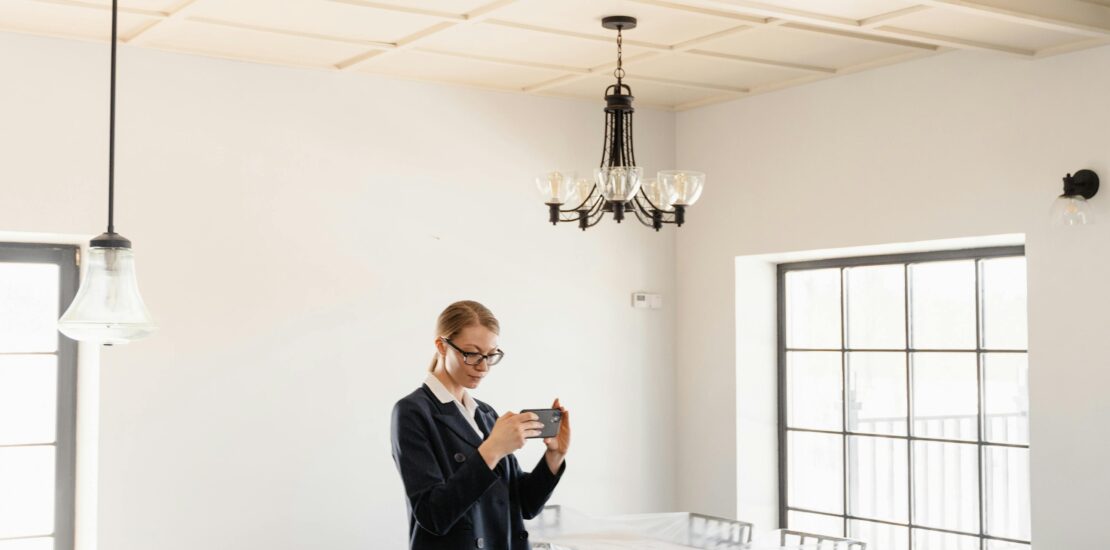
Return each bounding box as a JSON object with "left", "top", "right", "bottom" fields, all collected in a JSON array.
[
  {"left": 601, "top": 16, "right": 637, "bottom": 30},
  {"left": 89, "top": 231, "right": 132, "bottom": 249},
  {"left": 1063, "top": 169, "right": 1099, "bottom": 199}
]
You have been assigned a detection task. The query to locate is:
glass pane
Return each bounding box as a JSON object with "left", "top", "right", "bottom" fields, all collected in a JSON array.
[
  {"left": 786, "top": 268, "right": 842, "bottom": 349},
  {"left": 788, "top": 431, "right": 843, "bottom": 514},
  {"left": 0, "top": 446, "right": 55, "bottom": 538},
  {"left": 845, "top": 264, "right": 906, "bottom": 349},
  {"left": 0, "top": 538, "right": 53, "bottom": 550},
  {"left": 913, "top": 441, "right": 979, "bottom": 533},
  {"left": 912, "top": 353, "right": 978, "bottom": 442},
  {"left": 847, "top": 352, "right": 906, "bottom": 435},
  {"left": 0, "top": 355, "right": 57, "bottom": 445},
  {"left": 787, "top": 352, "right": 842, "bottom": 431},
  {"left": 848, "top": 436, "right": 908, "bottom": 522},
  {"left": 848, "top": 519, "right": 908, "bottom": 550},
  {"left": 786, "top": 510, "right": 843, "bottom": 538},
  {"left": 0, "top": 263, "right": 60, "bottom": 353},
  {"left": 986, "top": 541, "right": 1030, "bottom": 550},
  {"left": 984, "top": 446, "right": 1031, "bottom": 541},
  {"left": 913, "top": 528, "right": 980, "bottom": 550},
  {"left": 909, "top": 261, "right": 976, "bottom": 350},
  {"left": 983, "top": 354, "right": 1029, "bottom": 445},
  {"left": 980, "top": 257, "right": 1027, "bottom": 350}
]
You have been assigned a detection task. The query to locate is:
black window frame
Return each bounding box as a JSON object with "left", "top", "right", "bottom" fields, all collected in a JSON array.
[
  {"left": 0, "top": 242, "right": 79, "bottom": 550},
  {"left": 777, "top": 246, "right": 1031, "bottom": 550}
]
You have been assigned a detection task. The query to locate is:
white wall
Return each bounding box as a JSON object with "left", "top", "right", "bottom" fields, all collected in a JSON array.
[
  {"left": 0, "top": 31, "right": 678, "bottom": 550},
  {"left": 675, "top": 45, "right": 1110, "bottom": 548}
]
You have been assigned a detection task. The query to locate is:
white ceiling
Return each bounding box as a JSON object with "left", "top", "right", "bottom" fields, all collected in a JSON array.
[{"left": 2, "top": 0, "right": 1109, "bottom": 110}]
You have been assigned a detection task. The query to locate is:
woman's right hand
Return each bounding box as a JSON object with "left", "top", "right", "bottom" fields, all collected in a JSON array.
[{"left": 478, "top": 412, "right": 544, "bottom": 469}]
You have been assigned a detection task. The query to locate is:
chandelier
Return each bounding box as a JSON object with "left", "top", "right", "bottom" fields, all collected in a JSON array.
[{"left": 536, "top": 16, "right": 705, "bottom": 231}]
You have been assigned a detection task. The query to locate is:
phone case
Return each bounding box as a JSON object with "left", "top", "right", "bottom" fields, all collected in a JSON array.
[{"left": 521, "top": 408, "right": 562, "bottom": 439}]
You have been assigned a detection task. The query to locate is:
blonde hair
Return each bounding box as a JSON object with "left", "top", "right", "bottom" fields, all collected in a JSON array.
[{"left": 429, "top": 300, "right": 500, "bottom": 372}]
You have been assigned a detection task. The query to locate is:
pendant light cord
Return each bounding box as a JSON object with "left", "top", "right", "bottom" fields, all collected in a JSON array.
[{"left": 107, "top": 0, "right": 117, "bottom": 234}]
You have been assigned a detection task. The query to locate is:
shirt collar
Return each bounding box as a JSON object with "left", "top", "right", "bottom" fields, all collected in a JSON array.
[{"left": 424, "top": 373, "right": 478, "bottom": 414}]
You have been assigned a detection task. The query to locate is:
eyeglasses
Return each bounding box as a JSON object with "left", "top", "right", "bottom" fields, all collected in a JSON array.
[{"left": 441, "top": 337, "right": 505, "bottom": 366}]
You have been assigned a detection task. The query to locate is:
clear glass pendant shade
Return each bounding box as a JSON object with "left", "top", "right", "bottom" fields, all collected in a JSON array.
[
  {"left": 658, "top": 170, "right": 705, "bottom": 206},
  {"left": 536, "top": 171, "right": 575, "bottom": 204},
  {"left": 595, "top": 166, "right": 643, "bottom": 202},
  {"left": 58, "top": 247, "right": 156, "bottom": 344},
  {"left": 1050, "top": 194, "right": 1093, "bottom": 226},
  {"left": 568, "top": 176, "right": 595, "bottom": 209},
  {"left": 643, "top": 178, "right": 677, "bottom": 210}
]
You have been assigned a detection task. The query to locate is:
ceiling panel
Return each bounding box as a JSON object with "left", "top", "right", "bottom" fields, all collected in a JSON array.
[
  {"left": 142, "top": 18, "right": 369, "bottom": 67},
  {"left": 492, "top": 0, "right": 746, "bottom": 46},
  {"left": 544, "top": 75, "right": 724, "bottom": 108},
  {"left": 3, "top": 0, "right": 1108, "bottom": 109},
  {"left": 354, "top": 50, "right": 565, "bottom": 90},
  {"left": 419, "top": 20, "right": 651, "bottom": 69},
  {"left": 631, "top": 52, "right": 810, "bottom": 91},
  {"left": 185, "top": 0, "right": 443, "bottom": 43},
  {"left": 0, "top": 1, "right": 158, "bottom": 41},
  {"left": 724, "top": 0, "right": 920, "bottom": 21},
  {"left": 885, "top": 8, "right": 1089, "bottom": 52},
  {"left": 58, "top": 0, "right": 182, "bottom": 12},
  {"left": 697, "top": 25, "right": 916, "bottom": 69}
]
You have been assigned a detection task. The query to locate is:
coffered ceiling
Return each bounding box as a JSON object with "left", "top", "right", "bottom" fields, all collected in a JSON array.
[{"left": 3, "top": 0, "right": 1109, "bottom": 110}]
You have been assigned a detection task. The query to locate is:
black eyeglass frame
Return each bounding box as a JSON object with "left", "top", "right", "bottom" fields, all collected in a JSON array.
[{"left": 441, "top": 337, "right": 505, "bottom": 366}]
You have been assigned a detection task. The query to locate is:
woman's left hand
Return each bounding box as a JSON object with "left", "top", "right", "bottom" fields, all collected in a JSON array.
[{"left": 543, "top": 398, "right": 570, "bottom": 474}]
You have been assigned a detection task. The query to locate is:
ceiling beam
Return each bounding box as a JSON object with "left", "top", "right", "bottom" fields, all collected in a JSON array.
[
  {"left": 324, "top": 0, "right": 465, "bottom": 22},
  {"left": 914, "top": 0, "right": 1110, "bottom": 38},
  {"left": 29, "top": 0, "right": 167, "bottom": 18},
  {"left": 876, "top": 26, "right": 1035, "bottom": 56},
  {"left": 412, "top": 48, "right": 590, "bottom": 74},
  {"left": 859, "top": 5, "right": 932, "bottom": 28},
  {"left": 125, "top": 0, "right": 202, "bottom": 44}
]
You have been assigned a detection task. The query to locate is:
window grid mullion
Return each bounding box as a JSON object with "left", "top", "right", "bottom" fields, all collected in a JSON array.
[
  {"left": 976, "top": 260, "right": 987, "bottom": 550},
  {"left": 904, "top": 263, "right": 915, "bottom": 550},
  {"left": 840, "top": 266, "right": 849, "bottom": 538}
]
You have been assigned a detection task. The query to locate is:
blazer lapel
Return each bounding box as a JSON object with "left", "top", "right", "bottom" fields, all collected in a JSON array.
[
  {"left": 476, "top": 406, "right": 496, "bottom": 438},
  {"left": 431, "top": 398, "right": 484, "bottom": 448}
]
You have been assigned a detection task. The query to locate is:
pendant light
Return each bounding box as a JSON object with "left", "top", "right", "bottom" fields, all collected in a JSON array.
[
  {"left": 58, "top": 0, "right": 156, "bottom": 345},
  {"left": 536, "top": 16, "right": 705, "bottom": 232}
]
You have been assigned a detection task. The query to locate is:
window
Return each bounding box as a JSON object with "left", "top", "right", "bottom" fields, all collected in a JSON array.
[
  {"left": 778, "top": 247, "right": 1030, "bottom": 550},
  {"left": 0, "top": 243, "right": 79, "bottom": 550}
]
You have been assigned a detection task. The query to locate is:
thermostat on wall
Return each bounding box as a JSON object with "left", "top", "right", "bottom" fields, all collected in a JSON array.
[{"left": 632, "top": 292, "right": 663, "bottom": 310}]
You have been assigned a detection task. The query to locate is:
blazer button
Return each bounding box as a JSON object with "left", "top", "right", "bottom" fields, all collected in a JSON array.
[
  {"left": 475, "top": 537, "right": 485, "bottom": 548},
  {"left": 454, "top": 452, "right": 466, "bottom": 463},
  {"left": 519, "top": 531, "right": 529, "bottom": 540}
]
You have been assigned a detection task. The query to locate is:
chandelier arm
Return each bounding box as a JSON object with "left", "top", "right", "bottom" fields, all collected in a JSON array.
[
  {"left": 627, "top": 111, "right": 635, "bottom": 167},
  {"left": 559, "top": 186, "right": 597, "bottom": 213},
  {"left": 630, "top": 201, "right": 656, "bottom": 228}
]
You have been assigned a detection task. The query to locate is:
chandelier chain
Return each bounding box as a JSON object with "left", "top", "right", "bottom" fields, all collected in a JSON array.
[{"left": 614, "top": 27, "right": 625, "bottom": 84}]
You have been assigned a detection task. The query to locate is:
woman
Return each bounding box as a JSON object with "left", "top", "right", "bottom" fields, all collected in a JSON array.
[{"left": 391, "top": 301, "right": 570, "bottom": 550}]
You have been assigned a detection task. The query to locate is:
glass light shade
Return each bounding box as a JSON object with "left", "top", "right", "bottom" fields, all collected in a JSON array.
[
  {"left": 567, "top": 177, "right": 595, "bottom": 209},
  {"left": 594, "top": 166, "right": 643, "bottom": 202},
  {"left": 1050, "top": 194, "right": 1093, "bottom": 226},
  {"left": 58, "top": 247, "right": 156, "bottom": 344},
  {"left": 535, "top": 171, "right": 575, "bottom": 204},
  {"left": 659, "top": 170, "right": 705, "bottom": 206},
  {"left": 643, "top": 178, "right": 677, "bottom": 210}
]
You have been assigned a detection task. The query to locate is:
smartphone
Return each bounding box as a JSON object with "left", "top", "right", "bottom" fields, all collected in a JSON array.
[{"left": 520, "top": 408, "right": 562, "bottom": 439}]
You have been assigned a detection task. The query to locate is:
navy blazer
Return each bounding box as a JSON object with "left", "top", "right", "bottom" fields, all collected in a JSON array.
[{"left": 391, "top": 385, "right": 566, "bottom": 550}]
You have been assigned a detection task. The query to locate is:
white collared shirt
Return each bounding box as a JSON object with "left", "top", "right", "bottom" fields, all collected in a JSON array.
[{"left": 424, "top": 373, "right": 484, "bottom": 438}]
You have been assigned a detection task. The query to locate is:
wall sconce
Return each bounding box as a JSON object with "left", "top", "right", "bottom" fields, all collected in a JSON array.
[{"left": 1051, "top": 169, "right": 1099, "bottom": 226}]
